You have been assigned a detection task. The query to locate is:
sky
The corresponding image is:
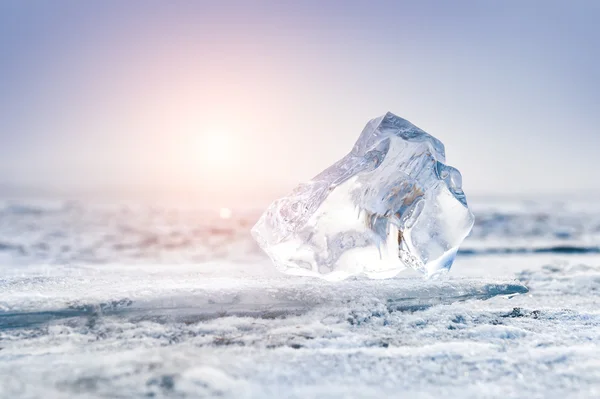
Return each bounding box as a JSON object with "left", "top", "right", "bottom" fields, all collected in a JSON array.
[{"left": 0, "top": 1, "right": 599, "bottom": 206}]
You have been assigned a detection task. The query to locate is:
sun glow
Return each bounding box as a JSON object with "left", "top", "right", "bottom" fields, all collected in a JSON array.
[
  {"left": 198, "top": 133, "right": 235, "bottom": 165},
  {"left": 219, "top": 207, "right": 232, "bottom": 219},
  {"left": 175, "top": 119, "right": 249, "bottom": 195}
]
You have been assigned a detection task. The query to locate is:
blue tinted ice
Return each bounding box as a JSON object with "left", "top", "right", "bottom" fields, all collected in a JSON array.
[{"left": 252, "top": 112, "right": 474, "bottom": 280}]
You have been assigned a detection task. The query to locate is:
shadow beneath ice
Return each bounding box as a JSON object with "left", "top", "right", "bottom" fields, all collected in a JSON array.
[{"left": 0, "top": 279, "right": 528, "bottom": 330}]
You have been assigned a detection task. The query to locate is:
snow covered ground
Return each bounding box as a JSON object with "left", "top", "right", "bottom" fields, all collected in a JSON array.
[{"left": 1, "top": 198, "right": 600, "bottom": 398}]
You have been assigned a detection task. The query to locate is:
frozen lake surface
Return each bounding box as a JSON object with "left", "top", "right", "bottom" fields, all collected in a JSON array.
[{"left": 1, "top": 198, "right": 600, "bottom": 398}]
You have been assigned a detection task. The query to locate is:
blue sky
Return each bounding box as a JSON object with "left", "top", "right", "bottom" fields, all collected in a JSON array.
[{"left": 1, "top": 1, "right": 599, "bottom": 203}]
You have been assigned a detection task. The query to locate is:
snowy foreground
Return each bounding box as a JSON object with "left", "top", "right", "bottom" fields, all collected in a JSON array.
[{"left": 1, "top": 199, "right": 600, "bottom": 398}]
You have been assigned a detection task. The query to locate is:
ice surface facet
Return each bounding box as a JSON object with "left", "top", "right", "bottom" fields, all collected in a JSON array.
[{"left": 252, "top": 112, "right": 474, "bottom": 280}]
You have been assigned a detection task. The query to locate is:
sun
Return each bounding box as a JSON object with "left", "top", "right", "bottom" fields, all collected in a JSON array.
[
  {"left": 181, "top": 128, "right": 242, "bottom": 180},
  {"left": 199, "top": 133, "right": 234, "bottom": 165},
  {"left": 219, "top": 207, "right": 232, "bottom": 219}
]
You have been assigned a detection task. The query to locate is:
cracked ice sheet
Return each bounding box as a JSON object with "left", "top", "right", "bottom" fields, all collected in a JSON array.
[
  {"left": 2, "top": 256, "right": 600, "bottom": 398},
  {"left": 0, "top": 261, "right": 526, "bottom": 316}
]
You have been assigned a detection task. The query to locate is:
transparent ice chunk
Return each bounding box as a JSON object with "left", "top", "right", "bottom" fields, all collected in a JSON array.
[{"left": 252, "top": 112, "right": 474, "bottom": 280}]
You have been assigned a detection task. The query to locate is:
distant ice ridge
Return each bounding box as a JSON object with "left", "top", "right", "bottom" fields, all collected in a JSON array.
[{"left": 252, "top": 112, "right": 474, "bottom": 280}]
